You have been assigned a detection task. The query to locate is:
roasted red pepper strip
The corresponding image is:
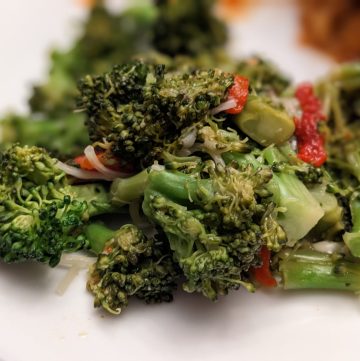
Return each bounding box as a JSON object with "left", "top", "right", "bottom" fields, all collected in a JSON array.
[
  {"left": 225, "top": 75, "right": 249, "bottom": 114},
  {"left": 250, "top": 246, "right": 277, "bottom": 287},
  {"left": 74, "top": 150, "right": 133, "bottom": 172},
  {"left": 294, "top": 83, "right": 327, "bottom": 167},
  {"left": 74, "top": 154, "right": 95, "bottom": 170}
]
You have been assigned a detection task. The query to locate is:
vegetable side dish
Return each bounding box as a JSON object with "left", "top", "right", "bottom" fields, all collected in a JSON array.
[{"left": 1, "top": 0, "right": 360, "bottom": 316}]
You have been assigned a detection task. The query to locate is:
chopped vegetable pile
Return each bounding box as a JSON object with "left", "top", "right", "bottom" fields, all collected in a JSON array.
[{"left": 1, "top": 0, "right": 360, "bottom": 317}]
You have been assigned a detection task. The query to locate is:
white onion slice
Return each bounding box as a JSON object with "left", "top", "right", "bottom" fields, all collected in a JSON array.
[
  {"left": 55, "top": 253, "right": 96, "bottom": 296},
  {"left": 58, "top": 253, "right": 96, "bottom": 268},
  {"left": 312, "top": 241, "right": 344, "bottom": 254},
  {"left": 55, "top": 265, "right": 81, "bottom": 296},
  {"left": 56, "top": 160, "right": 113, "bottom": 181},
  {"left": 181, "top": 128, "right": 198, "bottom": 148},
  {"left": 210, "top": 98, "right": 237, "bottom": 115},
  {"left": 84, "top": 145, "right": 130, "bottom": 179}
]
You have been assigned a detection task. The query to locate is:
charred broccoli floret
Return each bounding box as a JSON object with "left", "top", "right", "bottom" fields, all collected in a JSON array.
[
  {"left": 78, "top": 61, "right": 233, "bottom": 166},
  {"left": 87, "top": 224, "right": 179, "bottom": 314},
  {"left": 0, "top": 145, "right": 117, "bottom": 266}
]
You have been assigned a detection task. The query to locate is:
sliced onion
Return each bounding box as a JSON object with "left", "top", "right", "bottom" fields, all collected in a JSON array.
[
  {"left": 312, "top": 241, "right": 344, "bottom": 254},
  {"left": 58, "top": 253, "right": 96, "bottom": 268},
  {"left": 56, "top": 160, "right": 113, "bottom": 181},
  {"left": 210, "top": 98, "right": 237, "bottom": 115},
  {"left": 56, "top": 253, "right": 96, "bottom": 296},
  {"left": 150, "top": 161, "right": 165, "bottom": 172},
  {"left": 181, "top": 128, "right": 198, "bottom": 148},
  {"left": 84, "top": 145, "right": 130, "bottom": 179},
  {"left": 55, "top": 265, "right": 81, "bottom": 296}
]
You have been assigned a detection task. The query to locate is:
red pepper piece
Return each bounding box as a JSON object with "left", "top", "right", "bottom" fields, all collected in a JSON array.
[
  {"left": 225, "top": 75, "right": 249, "bottom": 114},
  {"left": 250, "top": 246, "right": 277, "bottom": 288},
  {"left": 294, "top": 83, "right": 327, "bottom": 167}
]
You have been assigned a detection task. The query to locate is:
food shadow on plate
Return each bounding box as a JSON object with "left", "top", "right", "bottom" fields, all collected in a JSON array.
[{"left": 0, "top": 260, "right": 53, "bottom": 292}]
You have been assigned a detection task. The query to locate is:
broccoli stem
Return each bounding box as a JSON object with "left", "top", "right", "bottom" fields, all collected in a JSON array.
[
  {"left": 71, "top": 183, "right": 115, "bottom": 216},
  {"left": 84, "top": 223, "right": 115, "bottom": 254},
  {"left": 279, "top": 249, "right": 360, "bottom": 291},
  {"left": 146, "top": 170, "right": 213, "bottom": 206},
  {"left": 110, "top": 169, "right": 150, "bottom": 206},
  {"left": 343, "top": 194, "right": 360, "bottom": 257}
]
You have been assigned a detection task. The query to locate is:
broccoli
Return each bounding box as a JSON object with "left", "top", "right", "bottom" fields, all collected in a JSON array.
[
  {"left": 0, "top": 113, "right": 89, "bottom": 159},
  {"left": 29, "top": 1, "right": 156, "bottom": 117},
  {"left": 0, "top": 145, "right": 122, "bottom": 266},
  {"left": 316, "top": 63, "right": 360, "bottom": 254},
  {"left": 152, "top": 0, "right": 227, "bottom": 57},
  {"left": 342, "top": 191, "right": 360, "bottom": 257},
  {"left": 111, "top": 160, "right": 286, "bottom": 300},
  {"left": 235, "top": 56, "right": 291, "bottom": 96},
  {"left": 78, "top": 61, "right": 234, "bottom": 167},
  {"left": 223, "top": 146, "right": 325, "bottom": 245},
  {"left": 279, "top": 248, "right": 360, "bottom": 292},
  {"left": 87, "top": 224, "right": 180, "bottom": 314}
]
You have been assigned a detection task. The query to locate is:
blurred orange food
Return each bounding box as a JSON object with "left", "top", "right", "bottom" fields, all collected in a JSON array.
[
  {"left": 77, "top": 0, "right": 97, "bottom": 8},
  {"left": 297, "top": 0, "right": 360, "bottom": 61}
]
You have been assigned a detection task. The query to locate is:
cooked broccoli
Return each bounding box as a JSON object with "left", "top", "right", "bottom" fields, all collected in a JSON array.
[
  {"left": 223, "top": 146, "right": 325, "bottom": 245},
  {"left": 235, "top": 56, "right": 291, "bottom": 96},
  {"left": 0, "top": 145, "right": 120, "bottom": 266},
  {"left": 279, "top": 248, "right": 360, "bottom": 292},
  {"left": 29, "top": 0, "right": 156, "bottom": 117},
  {"left": 87, "top": 224, "right": 180, "bottom": 314},
  {"left": 0, "top": 113, "right": 88, "bottom": 159},
  {"left": 342, "top": 191, "right": 360, "bottom": 257},
  {"left": 153, "top": 0, "right": 227, "bottom": 57},
  {"left": 134, "top": 161, "right": 286, "bottom": 300},
  {"left": 78, "top": 61, "right": 233, "bottom": 167}
]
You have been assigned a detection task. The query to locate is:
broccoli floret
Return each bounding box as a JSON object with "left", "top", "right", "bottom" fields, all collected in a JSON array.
[
  {"left": 78, "top": 61, "right": 233, "bottom": 167},
  {"left": 87, "top": 224, "right": 179, "bottom": 315},
  {"left": 223, "top": 146, "right": 325, "bottom": 245},
  {"left": 136, "top": 161, "right": 286, "bottom": 300},
  {"left": 0, "top": 145, "right": 117, "bottom": 266},
  {"left": 0, "top": 113, "right": 88, "bottom": 159},
  {"left": 153, "top": 0, "right": 227, "bottom": 57}
]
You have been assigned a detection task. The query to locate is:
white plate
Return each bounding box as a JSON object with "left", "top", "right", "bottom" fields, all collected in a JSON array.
[{"left": 0, "top": 1, "right": 359, "bottom": 361}]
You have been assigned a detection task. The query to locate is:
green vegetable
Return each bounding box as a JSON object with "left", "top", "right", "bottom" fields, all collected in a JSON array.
[
  {"left": 343, "top": 192, "right": 360, "bottom": 257},
  {"left": 78, "top": 61, "right": 233, "bottom": 166},
  {"left": 29, "top": 1, "right": 156, "bottom": 117},
  {"left": 0, "top": 145, "right": 118, "bottom": 266},
  {"left": 0, "top": 113, "right": 88, "bottom": 159},
  {"left": 139, "top": 162, "right": 286, "bottom": 300},
  {"left": 236, "top": 56, "right": 291, "bottom": 96},
  {"left": 233, "top": 95, "right": 295, "bottom": 146},
  {"left": 224, "top": 147, "right": 324, "bottom": 245},
  {"left": 153, "top": 0, "right": 227, "bottom": 57},
  {"left": 87, "top": 224, "right": 179, "bottom": 314},
  {"left": 279, "top": 249, "right": 360, "bottom": 292}
]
